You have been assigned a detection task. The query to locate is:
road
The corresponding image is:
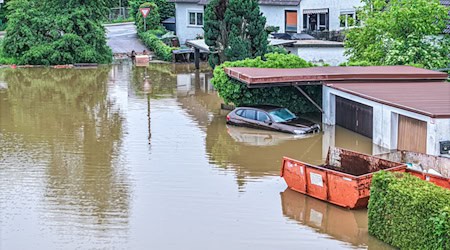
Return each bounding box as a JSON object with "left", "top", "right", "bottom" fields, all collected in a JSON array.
[{"left": 106, "top": 22, "right": 149, "bottom": 54}]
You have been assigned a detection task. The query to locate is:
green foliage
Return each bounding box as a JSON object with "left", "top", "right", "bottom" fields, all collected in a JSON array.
[
  {"left": 369, "top": 171, "right": 450, "bottom": 249},
  {"left": 2, "top": 0, "right": 112, "bottom": 65},
  {"left": 0, "top": 39, "right": 16, "bottom": 65},
  {"left": 265, "top": 26, "right": 280, "bottom": 34},
  {"left": 266, "top": 45, "right": 289, "bottom": 55},
  {"left": 211, "top": 53, "right": 320, "bottom": 113},
  {"left": 204, "top": 0, "right": 268, "bottom": 68},
  {"left": 139, "top": 30, "right": 177, "bottom": 61},
  {"left": 135, "top": 2, "right": 160, "bottom": 33},
  {"left": 129, "top": 0, "right": 174, "bottom": 21},
  {"left": 345, "top": 0, "right": 450, "bottom": 69}
]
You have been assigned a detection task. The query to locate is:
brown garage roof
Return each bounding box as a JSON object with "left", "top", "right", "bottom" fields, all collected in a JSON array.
[
  {"left": 326, "top": 81, "right": 450, "bottom": 118},
  {"left": 224, "top": 66, "right": 448, "bottom": 86}
]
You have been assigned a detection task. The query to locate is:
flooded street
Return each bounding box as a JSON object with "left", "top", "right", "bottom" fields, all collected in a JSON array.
[{"left": 0, "top": 63, "right": 393, "bottom": 249}]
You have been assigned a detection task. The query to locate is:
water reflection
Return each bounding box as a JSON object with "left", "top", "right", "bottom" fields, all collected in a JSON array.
[
  {"left": 281, "top": 188, "right": 393, "bottom": 249},
  {"left": 0, "top": 63, "right": 393, "bottom": 249},
  {"left": 0, "top": 67, "right": 129, "bottom": 247}
]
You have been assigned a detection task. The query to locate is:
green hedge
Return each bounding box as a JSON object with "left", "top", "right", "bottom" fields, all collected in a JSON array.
[
  {"left": 369, "top": 171, "right": 450, "bottom": 249},
  {"left": 138, "top": 30, "right": 177, "bottom": 62},
  {"left": 211, "top": 53, "right": 321, "bottom": 114}
]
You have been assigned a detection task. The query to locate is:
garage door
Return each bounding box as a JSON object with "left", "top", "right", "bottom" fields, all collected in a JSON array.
[
  {"left": 398, "top": 115, "right": 427, "bottom": 153},
  {"left": 336, "top": 96, "right": 373, "bottom": 138}
]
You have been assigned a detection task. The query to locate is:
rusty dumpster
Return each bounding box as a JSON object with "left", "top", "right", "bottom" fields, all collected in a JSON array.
[
  {"left": 281, "top": 147, "right": 407, "bottom": 209},
  {"left": 376, "top": 151, "right": 450, "bottom": 190}
]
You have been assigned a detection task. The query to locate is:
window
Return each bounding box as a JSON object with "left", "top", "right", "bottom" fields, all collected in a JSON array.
[
  {"left": 257, "top": 111, "right": 270, "bottom": 122},
  {"left": 236, "top": 109, "right": 244, "bottom": 116},
  {"left": 269, "top": 108, "right": 297, "bottom": 122},
  {"left": 340, "top": 12, "right": 356, "bottom": 28},
  {"left": 242, "top": 109, "right": 256, "bottom": 120},
  {"left": 302, "top": 9, "right": 329, "bottom": 31},
  {"left": 188, "top": 11, "right": 203, "bottom": 26},
  {"left": 285, "top": 10, "right": 298, "bottom": 33}
]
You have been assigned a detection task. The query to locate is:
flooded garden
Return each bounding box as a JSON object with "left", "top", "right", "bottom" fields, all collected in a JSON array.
[{"left": 0, "top": 62, "right": 394, "bottom": 249}]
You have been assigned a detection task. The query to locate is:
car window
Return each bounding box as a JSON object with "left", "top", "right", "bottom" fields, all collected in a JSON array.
[
  {"left": 257, "top": 111, "right": 270, "bottom": 122},
  {"left": 242, "top": 109, "right": 256, "bottom": 120},
  {"left": 235, "top": 109, "right": 244, "bottom": 116},
  {"left": 269, "top": 108, "right": 297, "bottom": 122}
]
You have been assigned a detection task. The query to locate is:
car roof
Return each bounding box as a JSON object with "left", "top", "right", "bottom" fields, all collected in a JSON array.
[{"left": 236, "top": 105, "right": 283, "bottom": 111}]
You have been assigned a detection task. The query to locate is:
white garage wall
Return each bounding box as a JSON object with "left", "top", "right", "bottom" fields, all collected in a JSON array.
[
  {"left": 287, "top": 47, "right": 346, "bottom": 66},
  {"left": 323, "top": 86, "right": 450, "bottom": 156}
]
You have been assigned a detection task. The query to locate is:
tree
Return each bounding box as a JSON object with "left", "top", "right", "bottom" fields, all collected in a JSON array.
[
  {"left": 129, "top": 0, "right": 175, "bottom": 22},
  {"left": 135, "top": 2, "right": 160, "bottom": 33},
  {"left": 344, "top": 0, "right": 450, "bottom": 69},
  {"left": 2, "top": 0, "right": 112, "bottom": 65},
  {"left": 204, "top": 0, "right": 268, "bottom": 68}
]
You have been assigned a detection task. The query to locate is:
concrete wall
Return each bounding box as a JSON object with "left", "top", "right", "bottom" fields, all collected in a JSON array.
[
  {"left": 287, "top": 46, "right": 346, "bottom": 66},
  {"left": 300, "top": 0, "right": 363, "bottom": 31},
  {"left": 323, "top": 86, "right": 450, "bottom": 156},
  {"left": 259, "top": 5, "right": 300, "bottom": 33},
  {"left": 175, "top": 3, "right": 205, "bottom": 44}
]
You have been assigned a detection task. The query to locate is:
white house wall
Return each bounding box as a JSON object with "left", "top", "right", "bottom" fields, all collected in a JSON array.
[
  {"left": 175, "top": 3, "right": 205, "bottom": 44},
  {"left": 259, "top": 5, "right": 300, "bottom": 33},
  {"left": 323, "top": 86, "right": 450, "bottom": 156},
  {"left": 300, "top": 0, "right": 363, "bottom": 31},
  {"left": 287, "top": 47, "right": 346, "bottom": 66}
]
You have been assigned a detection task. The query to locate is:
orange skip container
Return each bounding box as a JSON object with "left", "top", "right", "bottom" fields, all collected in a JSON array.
[{"left": 281, "top": 147, "right": 407, "bottom": 209}]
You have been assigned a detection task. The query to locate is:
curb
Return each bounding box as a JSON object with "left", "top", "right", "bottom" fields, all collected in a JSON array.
[{"left": 103, "top": 22, "right": 135, "bottom": 27}]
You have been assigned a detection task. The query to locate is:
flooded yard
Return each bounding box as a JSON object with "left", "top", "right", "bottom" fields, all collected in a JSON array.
[{"left": 0, "top": 63, "right": 393, "bottom": 249}]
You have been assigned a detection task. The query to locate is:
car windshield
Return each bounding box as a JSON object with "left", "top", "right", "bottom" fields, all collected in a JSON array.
[{"left": 268, "top": 108, "right": 297, "bottom": 122}]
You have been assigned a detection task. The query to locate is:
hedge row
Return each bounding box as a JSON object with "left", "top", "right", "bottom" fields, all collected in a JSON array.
[
  {"left": 138, "top": 30, "right": 177, "bottom": 62},
  {"left": 211, "top": 53, "right": 321, "bottom": 114},
  {"left": 369, "top": 171, "right": 450, "bottom": 249}
]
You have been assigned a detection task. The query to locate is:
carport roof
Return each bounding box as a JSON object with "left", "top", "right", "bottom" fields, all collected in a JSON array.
[
  {"left": 325, "top": 81, "right": 450, "bottom": 118},
  {"left": 224, "top": 66, "right": 448, "bottom": 87}
]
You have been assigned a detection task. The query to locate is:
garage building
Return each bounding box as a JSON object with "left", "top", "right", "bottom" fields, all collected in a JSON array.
[{"left": 225, "top": 66, "right": 450, "bottom": 156}]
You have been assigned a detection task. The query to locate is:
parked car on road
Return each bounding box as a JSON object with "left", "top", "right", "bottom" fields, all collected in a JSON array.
[{"left": 226, "top": 105, "right": 320, "bottom": 135}]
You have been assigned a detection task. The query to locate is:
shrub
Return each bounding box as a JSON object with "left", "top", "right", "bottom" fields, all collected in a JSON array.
[
  {"left": 2, "top": 0, "right": 112, "bottom": 65},
  {"left": 369, "top": 171, "right": 450, "bottom": 249},
  {"left": 266, "top": 45, "right": 288, "bottom": 55},
  {"left": 139, "top": 30, "right": 177, "bottom": 62},
  {"left": 211, "top": 53, "right": 321, "bottom": 114},
  {"left": 135, "top": 2, "right": 160, "bottom": 33}
]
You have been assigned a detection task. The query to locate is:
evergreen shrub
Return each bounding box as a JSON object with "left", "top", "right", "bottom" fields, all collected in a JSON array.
[
  {"left": 211, "top": 53, "right": 321, "bottom": 114},
  {"left": 369, "top": 171, "right": 450, "bottom": 250}
]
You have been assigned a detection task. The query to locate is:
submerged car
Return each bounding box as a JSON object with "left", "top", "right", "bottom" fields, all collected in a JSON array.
[{"left": 226, "top": 105, "right": 320, "bottom": 135}]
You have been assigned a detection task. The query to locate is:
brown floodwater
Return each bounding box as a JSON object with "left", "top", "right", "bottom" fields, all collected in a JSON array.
[{"left": 0, "top": 62, "right": 394, "bottom": 249}]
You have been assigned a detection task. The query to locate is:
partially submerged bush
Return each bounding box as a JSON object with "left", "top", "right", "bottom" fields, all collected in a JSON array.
[
  {"left": 369, "top": 171, "right": 450, "bottom": 249},
  {"left": 211, "top": 53, "right": 320, "bottom": 114}
]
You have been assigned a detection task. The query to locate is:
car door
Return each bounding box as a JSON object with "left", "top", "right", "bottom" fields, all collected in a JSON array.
[
  {"left": 240, "top": 109, "right": 258, "bottom": 128},
  {"left": 256, "top": 111, "right": 275, "bottom": 131}
]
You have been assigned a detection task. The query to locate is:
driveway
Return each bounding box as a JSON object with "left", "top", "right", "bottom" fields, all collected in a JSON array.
[{"left": 106, "top": 23, "right": 149, "bottom": 54}]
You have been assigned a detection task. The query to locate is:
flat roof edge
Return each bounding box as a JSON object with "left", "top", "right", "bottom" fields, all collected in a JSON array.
[{"left": 223, "top": 66, "right": 448, "bottom": 85}]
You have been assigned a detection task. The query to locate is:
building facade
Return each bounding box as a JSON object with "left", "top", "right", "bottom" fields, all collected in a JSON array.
[{"left": 170, "top": 0, "right": 364, "bottom": 44}]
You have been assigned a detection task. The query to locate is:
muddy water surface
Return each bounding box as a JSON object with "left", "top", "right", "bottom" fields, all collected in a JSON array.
[{"left": 0, "top": 63, "right": 393, "bottom": 249}]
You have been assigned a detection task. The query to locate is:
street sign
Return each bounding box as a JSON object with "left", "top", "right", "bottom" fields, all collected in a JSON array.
[{"left": 140, "top": 8, "right": 151, "bottom": 18}]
